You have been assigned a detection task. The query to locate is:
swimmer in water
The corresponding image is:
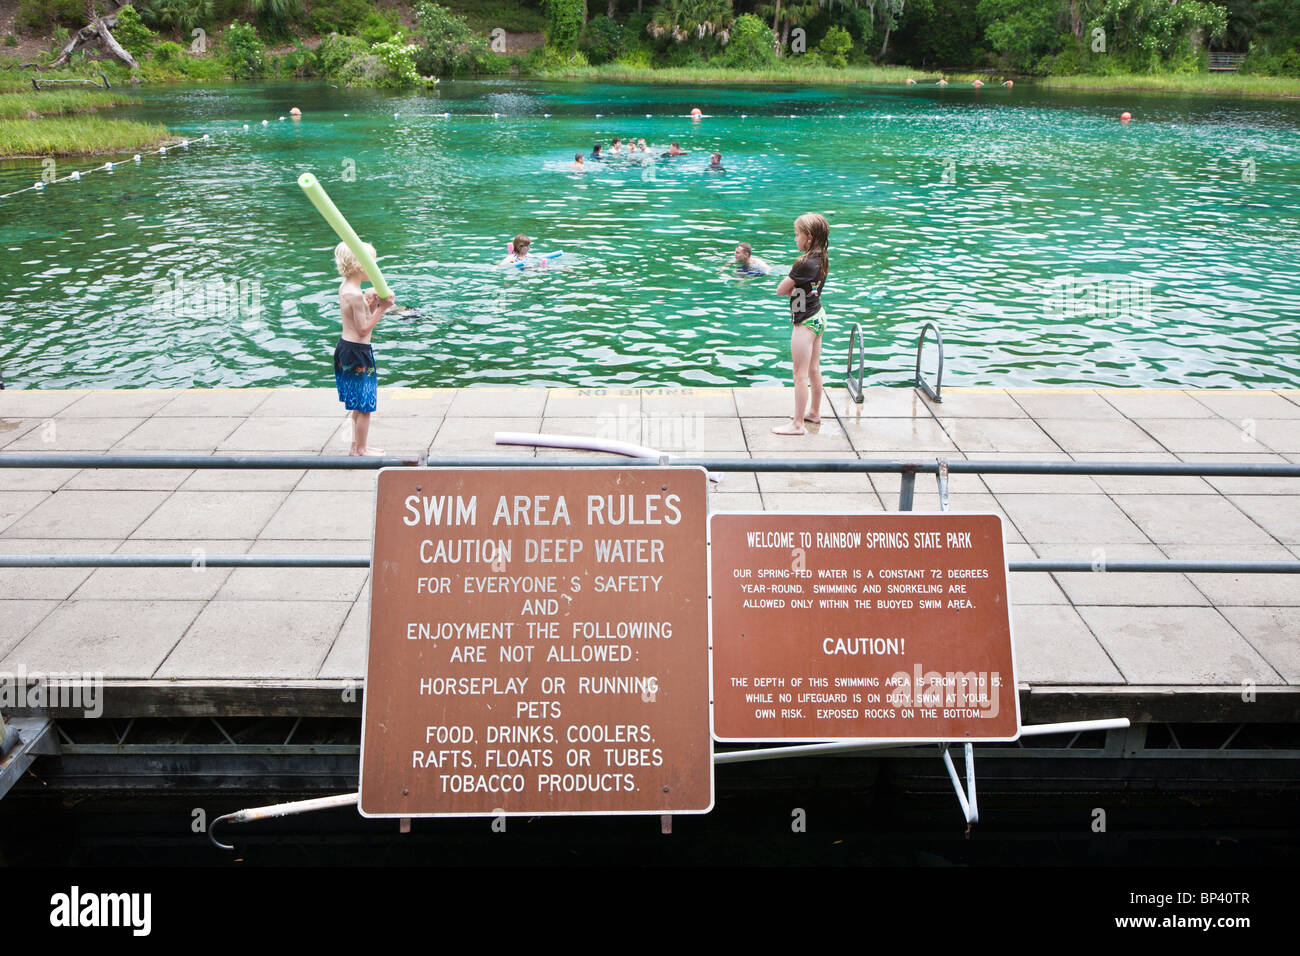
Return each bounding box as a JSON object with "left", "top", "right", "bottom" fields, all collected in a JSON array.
[
  {"left": 661, "top": 141, "right": 688, "bottom": 158},
  {"left": 610, "top": 136, "right": 623, "bottom": 154},
  {"left": 707, "top": 152, "right": 725, "bottom": 171},
  {"left": 500, "top": 234, "right": 533, "bottom": 267},
  {"left": 569, "top": 153, "right": 586, "bottom": 171},
  {"left": 731, "top": 242, "right": 769, "bottom": 276},
  {"left": 589, "top": 143, "right": 603, "bottom": 160},
  {"left": 637, "top": 138, "right": 649, "bottom": 152}
]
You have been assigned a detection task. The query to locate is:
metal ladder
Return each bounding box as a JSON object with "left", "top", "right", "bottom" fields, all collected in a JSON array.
[{"left": 844, "top": 321, "right": 944, "bottom": 404}]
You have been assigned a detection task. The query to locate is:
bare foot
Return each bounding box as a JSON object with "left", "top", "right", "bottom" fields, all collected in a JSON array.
[
  {"left": 771, "top": 422, "right": 805, "bottom": 436},
  {"left": 349, "top": 445, "right": 386, "bottom": 457},
  {"left": 804, "top": 416, "right": 822, "bottom": 424}
]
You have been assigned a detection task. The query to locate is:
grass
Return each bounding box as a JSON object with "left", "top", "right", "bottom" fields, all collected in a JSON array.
[
  {"left": 437, "top": 0, "right": 547, "bottom": 33},
  {"left": 0, "top": 89, "right": 138, "bottom": 120},
  {"left": 536, "top": 61, "right": 968, "bottom": 86},
  {"left": 1038, "top": 72, "right": 1300, "bottom": 98},
  {"left": 0, "top": 117, "right": 172, "bottom": 158}
]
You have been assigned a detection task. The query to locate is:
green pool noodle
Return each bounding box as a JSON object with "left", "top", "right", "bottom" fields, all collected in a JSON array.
[{"left": 297, "top": 172, "right": 392, "bottom": 299}]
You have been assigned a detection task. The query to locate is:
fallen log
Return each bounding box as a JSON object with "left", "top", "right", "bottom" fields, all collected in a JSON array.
[{"left": 46, "top": 13, "right": 138, "bottom": 70}]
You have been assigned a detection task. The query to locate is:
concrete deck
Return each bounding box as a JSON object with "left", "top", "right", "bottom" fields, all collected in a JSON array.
[{"left": 1, "top": 385, "right": 1297, "bottom": 722}]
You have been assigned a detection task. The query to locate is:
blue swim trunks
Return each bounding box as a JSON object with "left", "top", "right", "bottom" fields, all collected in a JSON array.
[{"left": 334, "top": 338, "right": 377, "bottom": 413}]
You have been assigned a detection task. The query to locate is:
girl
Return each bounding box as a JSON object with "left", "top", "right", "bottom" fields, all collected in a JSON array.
[{"left": 772, "top": 213, "right": 829, "bottom": 436}]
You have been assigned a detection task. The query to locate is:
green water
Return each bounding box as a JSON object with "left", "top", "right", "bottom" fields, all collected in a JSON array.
[{"left": 1, "top": 79, "right": 1297, "bottom": 390}]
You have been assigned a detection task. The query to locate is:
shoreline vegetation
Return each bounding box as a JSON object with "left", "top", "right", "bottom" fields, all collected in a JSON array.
[{"left": 2, "top": 0, "right": 1299, "bottom": 156}]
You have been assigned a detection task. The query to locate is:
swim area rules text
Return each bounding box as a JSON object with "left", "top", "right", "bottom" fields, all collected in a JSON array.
[{"left": 360, "top": 467, "right": 712, "bottom": 816}]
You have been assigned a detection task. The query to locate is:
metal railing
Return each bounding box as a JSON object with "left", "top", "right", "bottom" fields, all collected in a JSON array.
[
  {"left": 0, "top": 452, "right": 1297, "bottom": 576},
  {"left": 915, "top": 322, "right": 944, "bottom": 402}
]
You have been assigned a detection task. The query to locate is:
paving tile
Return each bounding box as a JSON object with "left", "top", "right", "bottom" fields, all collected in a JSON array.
[
  {"left": 216, "top": 539, "right": 369, "bottom": 602},
  {"left": 378, "top": 388, "right": 456, "bottom": 418},
  {"left": 1136, "top": 418, "right": 1273, "bottom": 454},
  {"left": 259, "top": 491, "right": 376, "bottom": 540},
  {"left": 1097, "top": 389, "right": 1211, "bottom": 419},
  {"left": 761, "top": 492, "right": 883, "bottom": 513},
  {"left": 1034, "top": 418, "right": 1165, "bottom": 454},
  {"left": 939, "top": 417, "right": 1058, "bottom": 454},
  {"left": 641, "top": 387, "right": 736, "bottom": 417},
  {"left": 3, "top": 599, "right": 205, "bottom": 678},
  {"left": 922, "top": 389, "right": 1026, "bottom": 418},
  {"left": 744, "top": 418, "right": 855, "bottom": 453},
  {"left": 1110, "top": 494, "right": 1277, "bottom": 547},
  {"left": 876, "top": 492, "right": 1026, "bottom": 544},
  {"left": 324, "top": 417, "right": 438, "bottom": 456},
  {"left": 1010, "top": 605, "right": 1124, "bottom": 684},
  {"left": 179, "top": 466, "right": 305, "bottom": 492},
  {"left": 157, "top": 389, "right": 271, "bottom": 417},
  {"left": 4, "top": 490, "right": 169, "bottom": 539},
  {"left": 833, "top": 387, "right": 938, "bottom": 419},
  {"left": 111, "top": 416, "right": 243, "bottom": 452},
  {"left": 732, "top": 388, "right": 835, "bottom": 419},
  {"left": 756, "top": 453, "right": 872, "bottom": 495},
  {"left": 1191, "top": 453, "right": 1296, "bottom": 496},
  {"left": 432, "top": 416, "right": 543, "bottom": 451},
  {"left": 998, "top": 494, "right": 1148, "bottom": 545},
  {"left": 1084, "top": 452, "right": 1213, "bottom": 495},
  {"left": 216, "top": 417, "right": 344, "bottom": 453},
  {"left": 63, "top": 468, "right": 193, "bottom": 491},
  {"left": 969, "top": 453, "right": 1098, "bottom": 495},
  {"left": 1217, "top": 608, "right": 1300, "bottom": 683},
  {"left": 1192, "top": 391, "right": 1300, "bottom": 421},
  {"left": 71, "top": 539, "right": 251, "bottom": 602},
  {"left": 1224, "top": 495, "right": 1300, "bottom": 545},
  {"left": 1159, "top": 544, "right": 1296, "bottom": 610},
  {"left": 155, "top": 600, "right": 350, "bottom": 678},
  {"left": 1077, "top": 606, "right": 1283, "bottom": 685},
  {"left": 708, "top": 493, "right": 764, "bottom": 513},
  {"left": 0, "top": 492, "right": 51, "bottom": 535},
  {"left": 4, "top": 417, "right": 140, "bottom": 451},
  {"left": 318, "top": 586, "right": 370, "bottom": 679},
  {"left": 840, "top": 417, "right": 955, "bottom": 453},
  {"left": 0, "top": 391, "right": 86, "bottom": 419},
  {"left": 0, "top": 600, "right": 60, "bottom": 658},
  {"left": 1012, "top": 391, "right": 1125, "bottom": 420},
  {"left": 1251, "top": 419, "right": 1300, "bottom": 454},
  {"left": 446, "top": 388, "right": 547, "bottom": 417},
  {"left": 538, "top": 416, "right": 746, "bottom": 453},
  {"left": 57, "top": 391, "right": 176, "bottom": 418},
  {"left": 1008, "top": 571, "right": 1069, "bottom": 605},
  {"left": 544, "top": 388, "right": 643, "bottom": 417},
  {"left": 295, "top": 469, "right": 381, "bottom": 492},
  {"left": 0, "top": 418, "right": 42, "bottom": 449},
  {"left": 130, "top": 490, "right": 286, "bottom": 540},
  {"left": 0, "top": 467, "right": 74, "bottom": 492},
  {"left": 0, "top": 539, "right": 122, "bottom": 600},
  {"left": 1035, "top": 542, "right": 1208, "bottom": 606},
  {"left": 251, "top": 388, "right": 349, "bottom": 417}
]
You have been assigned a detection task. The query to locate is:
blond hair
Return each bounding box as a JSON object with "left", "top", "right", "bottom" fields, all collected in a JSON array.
[
  {"left": 335, "top": 241, "right": 375, "bottom": 279},
  {"left": 793, "top": 213, "right": 830, "bottom": 286}
]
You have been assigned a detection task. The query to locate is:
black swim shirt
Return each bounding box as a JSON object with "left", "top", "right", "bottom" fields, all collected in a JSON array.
[{"left": 788, "top": 251, "right": 826, "bottom": 323}]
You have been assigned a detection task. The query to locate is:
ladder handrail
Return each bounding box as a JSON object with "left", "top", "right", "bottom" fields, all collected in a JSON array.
[
  {"left": 845, "top": 322, "right": 865, "bottom": 404},
  {"left": 915, "top": 322, "right": 944, "bottom": 402}
]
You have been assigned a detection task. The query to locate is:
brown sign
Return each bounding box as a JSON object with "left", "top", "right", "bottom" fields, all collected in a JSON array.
[
  {"left": 710, "top": 513, "right": 1019, "bottom": 742},
  {"left": 360, "top": 467, "right": 712, "bottom": 817}
]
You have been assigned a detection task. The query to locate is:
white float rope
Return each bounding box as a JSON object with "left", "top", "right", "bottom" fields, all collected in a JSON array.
[{"left": 0, "top": 106, "right": 309, "bottom": 201}]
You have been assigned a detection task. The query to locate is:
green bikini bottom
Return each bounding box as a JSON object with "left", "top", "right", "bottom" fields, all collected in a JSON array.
[{"left": 796, "top": 308, "right": 827, "bottom": 337}]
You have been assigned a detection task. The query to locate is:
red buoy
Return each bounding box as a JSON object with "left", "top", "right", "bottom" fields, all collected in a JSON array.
[{"left": 1121, "top": 112, "right": 1132, "bottom": 122}]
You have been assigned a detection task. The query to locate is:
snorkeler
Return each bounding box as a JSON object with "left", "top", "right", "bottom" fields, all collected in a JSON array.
[
  {"left": 707, "top": 152, "right": 725, "bottom": 171},
  {"left": 636, "top": 138, "right": 649, "bottom": 152},
  {"left": 732, "top": 242, "right": 770, "bottom": 276},
  {"left": 660, "top": 142, "right": 688, "bottom": 158}
]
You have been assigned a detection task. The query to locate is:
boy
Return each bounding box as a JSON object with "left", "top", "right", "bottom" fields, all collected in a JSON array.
[{"left": 334, "top": 241, "right": 394, "bottom": 456}]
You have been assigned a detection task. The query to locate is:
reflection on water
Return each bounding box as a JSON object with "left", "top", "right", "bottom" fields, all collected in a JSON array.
[{"left": 0, "top": 80, "right": 1297, "bottom": 389}]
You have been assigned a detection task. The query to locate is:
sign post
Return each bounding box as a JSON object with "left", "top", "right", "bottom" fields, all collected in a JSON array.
[
  {"left": 710, "top": 512, "right": 1019, "bottom": 743},
  {"left": 360, "top": 466, "right": 713, "bottom": 817}
]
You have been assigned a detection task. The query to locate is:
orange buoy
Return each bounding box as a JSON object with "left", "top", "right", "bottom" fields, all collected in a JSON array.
[
  {"left": 1121, "top": 111, "right": 1132, "bottom": 122},
  {"left": 691, "top": 107, "right": 702, "bottom": 118}
]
